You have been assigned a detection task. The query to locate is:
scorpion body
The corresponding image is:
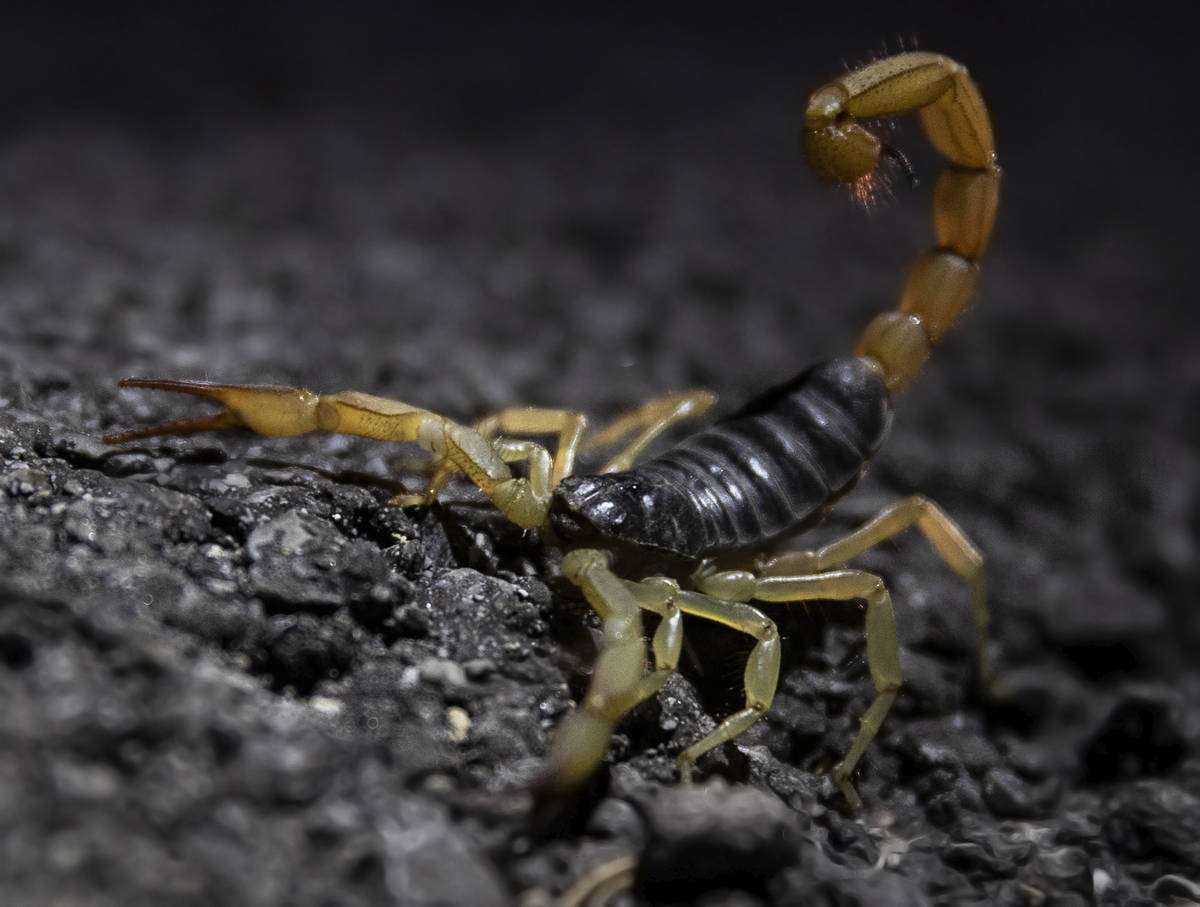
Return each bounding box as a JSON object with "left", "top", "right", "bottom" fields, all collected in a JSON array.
[
  {"left": 552, "top": 357, "right": 891, "bottom": 559},
  {"left": 105, "top": 51, "right": 1000, "bottom": 811}
]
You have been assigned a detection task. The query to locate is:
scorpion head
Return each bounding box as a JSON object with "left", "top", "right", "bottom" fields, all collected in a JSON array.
[{"left": 550, "top": 473, "right": 709, "bottom": 560}]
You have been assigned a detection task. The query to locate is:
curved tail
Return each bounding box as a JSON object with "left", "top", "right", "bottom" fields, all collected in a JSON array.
[{"left": 803, "top": 52, "right": 1000, "bottom": 392}]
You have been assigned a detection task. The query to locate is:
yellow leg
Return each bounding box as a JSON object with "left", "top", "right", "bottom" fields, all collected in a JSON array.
[
  {"left": 105, "top": 378, "right": 553, "bottom": 529},
  {"left": 543, "top": 549, "right": 781, "bottom": 797},
  {"left": 473, "top": 407, "right": 588, "bottom": 485},
  {"left": 747, "top": 570, "right": 900, "bottom": 811},
  {"left": 538, "top": 549, "right": 648, "bottom": 797},
  {"left": 757, "top": 494, "right": 990, "bottom": 687},
  {"left": 396, "top": 386, "right": 709, "bottom": 505},
  {"left": 418, "top": 406, "right": 589, "bottom": 502},
  {"left": 583, "top": 390, "right": 716, "bottom": 473},
  {"left": 540, "top": 551, "right": 686, "bottom": 797},
  {"left": 671, "top": 590, "right": 782, "bottom": 784},
  {"left": 424, "top": 388, "right": 713, "bottom": 502},
  {"left": 625, "top": 576, "right": 684, "bottom": 705},
  {"left": 691, "top": 494, "right": 989, "bottom": 808},
  {"left": 558, "top": 855, "right": 639, "bottom": 907}
]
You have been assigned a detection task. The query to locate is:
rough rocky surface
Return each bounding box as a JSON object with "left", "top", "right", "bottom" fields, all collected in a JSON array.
[{"left": 2, "top": 7, "right": 1197, "bottom": 906}]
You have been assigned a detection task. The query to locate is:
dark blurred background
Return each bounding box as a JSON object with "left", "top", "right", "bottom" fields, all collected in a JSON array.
[
  {"left": 0, "top": 4, "right": 1189, "bottom": 242},
  {"left": 2, "top": 3, "right": 1192, "bottom": 343}
]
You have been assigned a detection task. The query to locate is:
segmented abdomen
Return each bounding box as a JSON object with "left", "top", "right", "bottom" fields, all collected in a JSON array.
[{"left": 551, "top": 357, "right": 892, "bottom": 559}]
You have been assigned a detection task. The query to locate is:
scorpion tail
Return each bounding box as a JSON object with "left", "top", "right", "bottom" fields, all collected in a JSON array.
[{"left": 802, "top": 52, "right": 1001, "bottom": 392}]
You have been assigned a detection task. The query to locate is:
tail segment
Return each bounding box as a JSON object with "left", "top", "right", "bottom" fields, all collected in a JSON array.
[{"left": 803, "top": 52, "right": 1000, "bottom": 392}]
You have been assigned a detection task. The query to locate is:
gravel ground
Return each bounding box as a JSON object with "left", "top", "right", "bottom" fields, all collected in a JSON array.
[{"left": 2, "top": 7, "right": 1197, "bottom": 906}]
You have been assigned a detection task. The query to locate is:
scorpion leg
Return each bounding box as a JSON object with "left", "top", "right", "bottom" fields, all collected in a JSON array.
[
  {"left": 105, "top": 379, "right": 553, "bottom": 528},
  {"left": 418, "top": 407, "right": 589, "bottom": 503},
  {"left": 547, "top": 553, "right": 782, "bottom": 794},
  {"left": 584, "top": 390, "right": 716, "bottom": 473},
  {"left": 622, "top": 576, "right": 685, "bottom": 705},
  {"left": 413, "top": 386, "right": 712, "bottom": 503},
  {"left": 633, "top": 580, "right": 782, "bottom": 787},
  {"left": 472, "top": 408, "right": 588, "bottom": 484},
  {"left": 693, "top": 567, "right": 901, "bottom": 810},
  {"left": 558, "top": 855, "right": 639, "bottom": 907},
  {"left": 757, "top": 495, "right": 990, "bottom": 687},
  {"left": 541, "top": 551, "right": 684, "bottom": 797},
  {"left": 540, "top": 549, "right": 647, "bottom": 796},
  {"left": 745, "top": 570, "right": 900, "bottom": 811},
  {"left": 669, "top": 590, "right": 782, "bottom": 785}
]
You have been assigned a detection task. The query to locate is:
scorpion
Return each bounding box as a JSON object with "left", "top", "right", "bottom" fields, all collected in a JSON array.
[{"left": 104, "top": 51, "right": 1000, "bottom": 811}]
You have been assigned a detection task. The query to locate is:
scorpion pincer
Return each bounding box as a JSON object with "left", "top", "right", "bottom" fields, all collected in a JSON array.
[{"left": 105, "top": 51, "right": 1000, "bottom": 811}]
